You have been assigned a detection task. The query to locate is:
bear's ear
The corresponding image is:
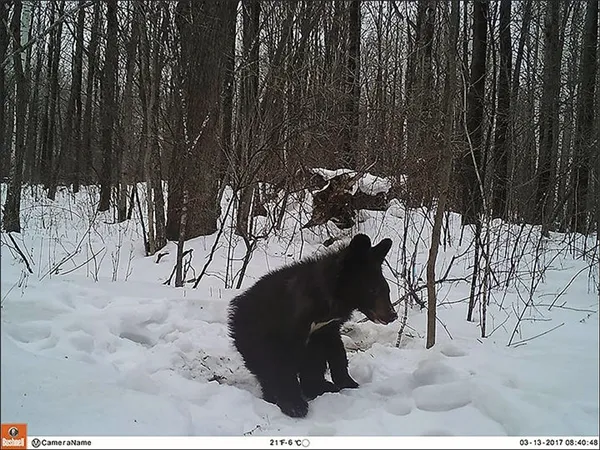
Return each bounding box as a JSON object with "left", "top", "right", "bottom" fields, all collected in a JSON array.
[
  {"left": 348, "top": 234, "right": 372, "bottom": 256},
  {"left": 372, "top": 238, "right": 392, "bottom": 264}
]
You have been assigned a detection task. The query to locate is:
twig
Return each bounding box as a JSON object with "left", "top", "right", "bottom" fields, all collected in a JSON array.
[
  {"left": 7, "top": 233, "right": 33, "bottom": 273},
  {"left": 40, "top": 219, "right": 95, "bottom": 280},
  {"left": 243, "top": 425, "right": 262, "bottom": 436},
  {"left": 164, "top": 265, "right": 177, "bottom": 286},
  {"left": 395, "top": 293, "right": 410, "bottom": 348},
  {"left": 508, "top": 322, "right": 565, "bottom": 347},
  {"left": 436, "top": 315, "right": 453, "bottom": 340},
  {"left": 538, "top": 303, "right": 597, "bottom": 313},
  {"left": 165, "top": 249, "right": 193, "bottom": 285},
  {"left": 2, "top": 1, "right": 98, "bottom": 69},
  {"left": 487, "top": 312, "right": 511, "bottom": 338},
  {"left": 134, "top": 184, "right": 149, "bottom": 256},
  {"left": 547, "top": 264, "right": 592, "bottom": 311},
  {"left": 60, "top": 247, "right": 105, "bottom": 276},
  {"left": 192, "top": 194, "right": 236, "bottom": 289}
]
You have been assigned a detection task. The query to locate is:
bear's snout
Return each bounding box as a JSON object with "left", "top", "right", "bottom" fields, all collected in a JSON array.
[
  {"left": 378, "top": 308, "right": 397, "bottom": 324},
  {"left": 365, "top": 302, "right": 398, "bottom": 325}
]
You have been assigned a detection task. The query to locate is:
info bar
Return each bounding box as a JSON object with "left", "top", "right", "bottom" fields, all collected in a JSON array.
[{"left": 24, "top": 436, "right": 600, "bottom": 449}]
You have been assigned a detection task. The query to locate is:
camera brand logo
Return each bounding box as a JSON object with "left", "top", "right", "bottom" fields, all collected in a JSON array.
[{"left": 1, "top": 424, "right": 27, "bottom": 449}]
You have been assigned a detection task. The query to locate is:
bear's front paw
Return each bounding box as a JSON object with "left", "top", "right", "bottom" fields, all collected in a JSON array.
[
  {"left": 262, "top": 390, "right": 277, "bottom": 405},
  {"left": 277, "top": 397, "right": 309, "bottom": 418},
  {"left": 321, "top": 380, "right": 341, "bottom": 393},
  {"left": 302, "top": 380, "right": 340, "bottom": 400},
  {"left": 336, "top": 377, "right": 359, "bottom": 389}
]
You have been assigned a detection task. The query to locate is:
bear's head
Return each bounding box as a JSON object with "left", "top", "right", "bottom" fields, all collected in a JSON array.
[{"left": 341, "top": 234, "right": 397, "bottom": 325}]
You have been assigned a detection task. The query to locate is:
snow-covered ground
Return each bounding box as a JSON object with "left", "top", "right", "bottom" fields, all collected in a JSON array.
[{"left": 1, "top": 183, "right": 598, "bottom": 438}]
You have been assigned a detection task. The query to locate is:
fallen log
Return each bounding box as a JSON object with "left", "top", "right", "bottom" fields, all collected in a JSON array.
[{"left": 302, "top": 168, "right": 394, "bottom": 230}]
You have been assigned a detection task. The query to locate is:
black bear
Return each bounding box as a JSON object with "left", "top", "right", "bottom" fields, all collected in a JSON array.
[{"left": 227, "top": 234, "right": 397, "bottom": 418}]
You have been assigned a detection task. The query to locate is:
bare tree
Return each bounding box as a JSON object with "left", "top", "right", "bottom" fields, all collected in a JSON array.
[
  {"left": 138, "top": 1, "right": 168, "bottom": 254},
  {"left": 461, "top": 0, "right": 488, "bottom": 227},
  {"left": 536, "top": 1, "right": 562, "bottom": 234},
  {"left": 220, "top": 0, "right": 238, "bottom": 187},
  {"left": 426, "top": 0, "right": 459, "bottom": 349},
  {"left": 40, "top": 0, "right": 64, "bottom": 196},
  {"left": 50, "top": 0, "right": 84, "bottom": 201},
  {"left": 3, "top": 0, "right": 28, "bottom": 233},
  {"left": 24, "top": 9, "right": 42, "bottom": 185},
  {"left": 406, "top": 0, "right": 436, "bottom": 208},
  {"left": 571, "top": 0, "right": 598, "bottom": 234},
  {"left": 491, "top": 0, "right": 511, "bottom": 220},
  {"left": 167, "top": 0, "right": 235, "bottom": 241},
  {"left": 81, "top": 1, "right": 101, "bottom": 192},
  {"left": 342, "top": 0, "right": 361, "bottom": 168},
  {"left": 98, "top": 0, "right": 119, "bottom": 212},
  {"left": 0, "top": 1, "right": 9, "bottom": 180},
  {"left": 463, "top": 0, "right": 489, "bottom": 323},
  {"left": 116, "top": 2, "right": 139, "bottom": 223},
  {"left": 70, "top": 0, "right": 85, "bottom": 194},
  {"left": 235, "top": 0, "right": 260, "bottom": 238}
]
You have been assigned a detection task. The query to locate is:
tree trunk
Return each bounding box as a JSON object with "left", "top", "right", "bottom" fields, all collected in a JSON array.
[
  {"left": 426, "top": 0, "right": 458, "bottom": 349},
  {"left": 71, "top": 0, "right": 85, "bottom": 194},
  {"left": 25, "top": 41, "right": 42, "bottom": 184},
  {"left": 98, "top": 0, "right": 118, "bottom": 212},
  {"left": 137, "top": 2, "right": 153, "bottom": 253},
  {"left": 82, "top": 1, "right": 101, "bottom": 189},
  {"left": 51, "top": 0, "right": 82, "bottom": 200},
  {"left": 220, "top": 0, "right": 238, "bottom": 186},
  {"left": 571, "top": 0, "right": 598, "bottom": 234},
  {"left": 236, "top": 0, "right": 260, "bottom": 238},
  {"left": 466, "top": 219, "right": 482, "bottom": 322},
  {"left": 0, "top": 2, "right": 9, "bottom": 180},
  {"left": 167, "top": 0, "right": 234, "bottom": 241},
  {"left": 406, "top": 0, "right": 436, "bottom": 208},
  {"left": 42, "top": 1, "right": 65, "bottom": 197},
  {"left": 150, "top": 1, "right": 168, "bottom": 251},
  {"left": 491, "top": 0, "right": 511, "bottom": 220},
  {"left": 342, "top": 0, "right": 360, "bottom": 168},
  {"left": 3, "top": 0, "right": 27, "bottom": 233},
  {"left": 324, "top": 1, "right": 345, "bottom": 169},
  {"left": 511, "top": 0, "right": 532, "bottom": 103},
  {"left": 48, "top": 0, "right": 68, "bottom": 200},
  {"left": 38, "top": 2, "right": 54, "bottom": 186},
  {"left": 461, "top": 0, "right": 488, "bottom": 226},
  {"left": 536, "top": 1, "right": 561, "bottom": 234},
  {"left": 175, "top": 188, "right": 189, "bottom": 288},
  {"left": 118, "top": 2, "right": 140, "bottom": 222}
]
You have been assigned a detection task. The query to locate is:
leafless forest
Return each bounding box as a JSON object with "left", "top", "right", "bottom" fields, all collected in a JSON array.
[{"left": 1, "top": 1, "right": 599, "bottom": 341}]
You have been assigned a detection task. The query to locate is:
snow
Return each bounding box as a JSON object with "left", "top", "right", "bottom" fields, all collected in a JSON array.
[{"left": 1, "top": 183, "right": 598, "bottom": 438}]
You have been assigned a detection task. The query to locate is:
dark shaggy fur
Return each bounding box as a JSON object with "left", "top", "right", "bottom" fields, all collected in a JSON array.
[{"left": 227, "top": 234, "right": 397, "bottom": 418}]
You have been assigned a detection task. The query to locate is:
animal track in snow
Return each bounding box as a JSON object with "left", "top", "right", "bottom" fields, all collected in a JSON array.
[
  {"left": 413, "top": 381, "right": 472, "bottom": 412},
  {"left": 439, "top": 342, "right": 467, "bottom": 358},
  {"left": 7, "top": 323, "right": 52, "bottom": 344},
  {"left": 412, "top": 359, "right": 461, "bottom": 387},
  {"left": 119, "top": 330, "right": 155, "bottom": 348},
  {"left": 384, "top": 398, "right": 412, "bottom": 416},
  {"left": 69, "top": 331, "right": 95, "bottom": 353}
]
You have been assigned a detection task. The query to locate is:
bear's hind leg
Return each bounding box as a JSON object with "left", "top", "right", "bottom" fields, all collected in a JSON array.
[
  {"left": 257, "top": 369, "right": 308, "bottom": 418},
  {"left": 250, "top": 345, "right": 309, "bottom": 418}
]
